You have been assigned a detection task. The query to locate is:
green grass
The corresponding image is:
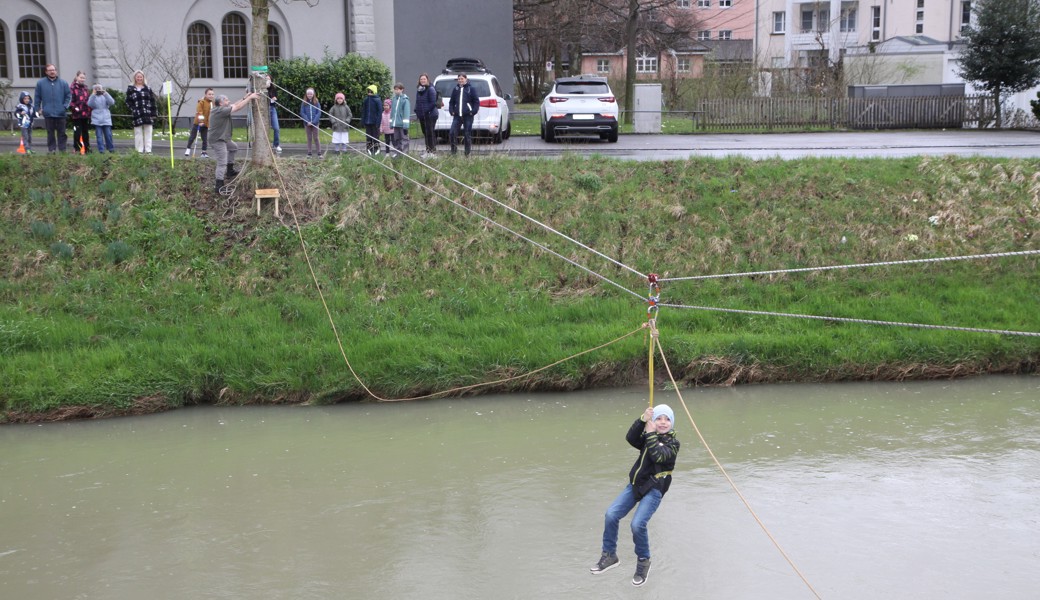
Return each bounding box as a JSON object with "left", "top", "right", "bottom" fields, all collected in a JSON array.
[{"left": 1, "top": 153, "right": 1038, "bottom": 419}]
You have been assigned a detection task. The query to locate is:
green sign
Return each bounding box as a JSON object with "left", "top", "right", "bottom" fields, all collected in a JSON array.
[{"left": 250, "top": 65, "right": 269, "bottom": 73}]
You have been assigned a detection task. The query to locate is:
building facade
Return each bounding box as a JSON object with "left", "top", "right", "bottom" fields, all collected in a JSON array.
[
  {"left": 1, "top": 0, "right": 512, "bottom": 113},
  {"left": 577, "top": 0, "right": 756, "bottom": 80}
]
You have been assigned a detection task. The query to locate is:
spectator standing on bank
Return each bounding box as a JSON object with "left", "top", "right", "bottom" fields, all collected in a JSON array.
[
  {"left": 69, "top": 71, "right": 92, "bottom": 154},
  {"left": 15, "top": 92, "right": 36, "bottom": 154},
  {"left": 126, "top": 70, "right": 158, "bottom": 154},
  {"left": 209, "top": 92, "right": 260, "bottom": 194},
  {"left": 389, "top": 82, "right": 411, "bottom": 158},
  {"left": 87, "top": 84, "right": 116, "bottom": 154},
  {"left": 449, "top": 73, "right": 479, "bottom": 156},
  {"left": 184, "top": 88, "right": 214, "bottom": 158},
  {"left": 267, "top": 76, "right": 281, "bottom": 153},
  {"left": 379, "top": 98, "right": 393, "bottom": 155},
  {"left": 361, "top": 84, "right": 382, "bottom": 156},
  {"left": 329, "top": 92, "right": 353, "bottom": 155},
  {"left": 33, "top": 64, "right": 71, "bottom": 153},
  {"left": 301, "top": 87, "right": 321, "bottom": 158},
  {"left": 415, "top": 73, "right": 439, "bottom": 157}
]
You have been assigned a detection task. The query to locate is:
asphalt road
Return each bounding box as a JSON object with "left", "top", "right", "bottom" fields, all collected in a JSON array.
[{"left": 5, "top": 129, "right": 1040, "bottom": 160}]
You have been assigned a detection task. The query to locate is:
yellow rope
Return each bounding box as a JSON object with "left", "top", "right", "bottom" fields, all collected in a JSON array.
[
  {"left": 647, "top": 318, "right": 656, "bottom": 408},
  {"left": 251, "top": 97, "right": 819, "bottom": 594},
  {"left": 652, "top": 332, "right": 824, "bottom": 600}
]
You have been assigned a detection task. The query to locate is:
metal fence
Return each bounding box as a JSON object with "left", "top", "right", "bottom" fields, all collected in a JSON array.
[{"left": 692, "top": 95, "right": 995, "bottom": 131}]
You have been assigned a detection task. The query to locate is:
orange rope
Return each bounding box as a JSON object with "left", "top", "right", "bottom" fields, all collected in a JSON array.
[
  {"left": 249, "top": 98, "right": 647, "bottom": 403},
  {"left": 653, "top": 333, "right": 824, "bottom": 600}
]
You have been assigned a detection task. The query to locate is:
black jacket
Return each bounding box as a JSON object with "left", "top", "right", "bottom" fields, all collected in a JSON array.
[
  {"left": 626, "top": 417, "right": 679, "bottom": 499},
  {"left": 448, "top": 82, "right": 479, "bottom": 118}
]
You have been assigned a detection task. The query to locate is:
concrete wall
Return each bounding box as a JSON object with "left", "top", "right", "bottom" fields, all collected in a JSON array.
[{"left": 392, "top": 0, "right": 514, "bottom": 99}]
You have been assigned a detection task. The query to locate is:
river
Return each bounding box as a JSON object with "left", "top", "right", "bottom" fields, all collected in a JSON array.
[{"left": 2, "top": 376, "right": 1038, "bottom": 599}]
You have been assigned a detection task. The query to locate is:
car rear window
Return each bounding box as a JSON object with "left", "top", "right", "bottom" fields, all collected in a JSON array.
[
  {"left": 555, "top": 82, "right": 611, "bottom": 95},
  {"left": 435, "top": 78, "right": 492, "bottom": 100}
]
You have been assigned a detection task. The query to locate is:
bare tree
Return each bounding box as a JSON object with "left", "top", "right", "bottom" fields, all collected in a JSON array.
[
  {"left": 588, "top": 0, "right": 699, "bottom": 123},
  {"left": 109, "top": 36, "right": 195, "bottom": 133},
  {"left": 514, "top": 0, "right": 598, "bottom": 102}
]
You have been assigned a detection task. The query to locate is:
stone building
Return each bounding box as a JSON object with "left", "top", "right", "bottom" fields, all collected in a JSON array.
[{"left": 1, "top": 0, "right": 512, "bottom": 113}]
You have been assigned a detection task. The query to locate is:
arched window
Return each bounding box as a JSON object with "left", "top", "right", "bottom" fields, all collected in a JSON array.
[
  {"left": 187, "top": 22, "right": 213, "bottom": 79},
  {"left": 0, "top": 24, "right": 9, "bottom": 79},
  {"left": 221, "top": 13, "right": 248, "bottom": 79},
  {"left": 16, "top": 18, "right": 47, "bottom": 79},
  {"left": 267, "top": 23, "right": 280, "bottom": 63}
]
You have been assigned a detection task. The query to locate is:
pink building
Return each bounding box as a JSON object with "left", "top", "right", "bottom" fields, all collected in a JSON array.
[{"left": 577, "top": 0, "right": 756, "bottom": 79}]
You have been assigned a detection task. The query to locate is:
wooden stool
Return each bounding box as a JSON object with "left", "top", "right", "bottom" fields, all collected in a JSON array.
[{"left": 255, "top": 188, "right": 280, "bottom": 217}]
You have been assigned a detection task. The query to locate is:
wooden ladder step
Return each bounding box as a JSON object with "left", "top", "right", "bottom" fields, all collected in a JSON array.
[{"left": 255, "top": 188, "right": 281, "bottom": 217}]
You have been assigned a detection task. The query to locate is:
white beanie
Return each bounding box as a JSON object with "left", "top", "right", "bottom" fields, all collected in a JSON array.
[{"left": 652, "top": 404, "right": 675, "bottom": 432}]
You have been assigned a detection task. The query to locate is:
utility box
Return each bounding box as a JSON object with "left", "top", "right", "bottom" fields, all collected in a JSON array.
[{"left": 633, "top": 84, "right": 662, "bottom": 134}]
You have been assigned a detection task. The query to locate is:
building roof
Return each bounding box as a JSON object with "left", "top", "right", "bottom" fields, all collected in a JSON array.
[{"left": 699, "top": 39, "right": 753, "bottom": 62}]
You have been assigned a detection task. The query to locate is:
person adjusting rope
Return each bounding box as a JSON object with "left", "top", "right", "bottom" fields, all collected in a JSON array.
[{"left": 209, "top": 91, "right": 260, "bottom": 195}]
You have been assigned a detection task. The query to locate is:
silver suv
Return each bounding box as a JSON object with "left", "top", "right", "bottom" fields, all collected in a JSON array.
[
  {"left": 540, "top": 75, "right": 619, "bottom": 143},
  {"left": 433, "top": 58, "right": 512, "bottom": 143}
]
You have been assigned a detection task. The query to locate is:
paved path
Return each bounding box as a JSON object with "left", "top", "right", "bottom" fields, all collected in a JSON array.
[{"left": 5, "top": 129, "right": 1040, "bottom": 160}]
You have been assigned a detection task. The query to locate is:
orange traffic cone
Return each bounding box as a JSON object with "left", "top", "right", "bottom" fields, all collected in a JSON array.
[
  {"left": 80, "top": 144, "right": 85, "bottom": 155},
  {"left": 17, "top": 139, "right": 26, "bottom": 154}
]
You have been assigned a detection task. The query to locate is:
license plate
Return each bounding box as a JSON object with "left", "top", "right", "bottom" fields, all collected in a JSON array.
[{"left": 573, "top": 114, "right": 594, "bottom": 120}]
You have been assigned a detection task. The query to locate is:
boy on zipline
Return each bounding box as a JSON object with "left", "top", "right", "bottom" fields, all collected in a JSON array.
[{"left": 590, "top": 404, "right": 679, "bottom": 586}]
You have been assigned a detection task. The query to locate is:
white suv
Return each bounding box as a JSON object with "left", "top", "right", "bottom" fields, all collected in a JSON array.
[
  {"left": 540, "top": 75, "right": 619, "bottom": 143},
  {"left": 433, "top": 58, "right": 512, "bottom": 143}
]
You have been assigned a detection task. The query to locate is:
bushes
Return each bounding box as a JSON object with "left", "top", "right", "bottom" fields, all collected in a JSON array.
[{"left": 269, "top": 52, "right": 391, "bottom": 127}]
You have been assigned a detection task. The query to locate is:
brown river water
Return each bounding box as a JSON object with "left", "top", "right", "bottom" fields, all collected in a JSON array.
[{"left": 2, "top": 376, "right": 1038, "bottom": 599}]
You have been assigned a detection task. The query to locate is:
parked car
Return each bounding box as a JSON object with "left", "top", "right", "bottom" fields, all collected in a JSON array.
[
  {"left": 433, "top": 58, "right": 512, "bottom": 143},
  {"left": 540, "top": 75, "right": 618, "bottom": 143}
]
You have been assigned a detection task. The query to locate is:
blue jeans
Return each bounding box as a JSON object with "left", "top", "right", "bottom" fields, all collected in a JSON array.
[
  {"left": 269, "top": 105, "right": 280, "bottom": 147},
  {"left": 450, "top": 114, "right": 474, "bottom": 155},
  {"left": 94, "top": 125, "right": 115, "bottom": 153},
  {"left": 602, "top": 484, "right": 662, "bottom": 560}
]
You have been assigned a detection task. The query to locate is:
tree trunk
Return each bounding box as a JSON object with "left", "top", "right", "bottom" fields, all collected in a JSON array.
[
  {"left": 994, "top": 87, "right": 1002, "bottom": 129},
  {"left": 624, "top": 0, "right": 639, "bottom": 125},
  {"left": 250, "top": 0, "right": 274, "bottom": 166}
]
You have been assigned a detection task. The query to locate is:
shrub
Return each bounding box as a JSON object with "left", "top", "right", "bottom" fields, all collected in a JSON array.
[
  {"left": 49, "top": 241, "right": 74, "bottom": 260},
  {"left": 30, "top": 220, "right": 55, "bottom": 240},
  {"left": 1032, "top": 90, "right": 1040, "bottom": 122},
  {"left": 105, "top": 240, "right": 132, "bottom": 264},
  {"left": 574, "top": 173, "right": 603, "bottom": 193},
  {"left": 268, "top": 52, "right": 392, "bottom": 127},
  {"left": 28, "top": 188, "right": 54, "bottom": 205}
]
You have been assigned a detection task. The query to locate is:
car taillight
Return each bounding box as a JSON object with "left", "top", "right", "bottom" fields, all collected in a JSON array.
[
  {"left": 598, "top": 97, "right": 616, "bottom": 103},
  {"left": 549, "top": 97, "right": 568, "bottom": 103},
  {"left": 480, "top": 98, "right": 498, "bottom": 108}
]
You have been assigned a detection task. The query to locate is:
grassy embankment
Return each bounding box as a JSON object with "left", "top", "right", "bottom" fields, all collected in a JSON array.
[{"left": 1, "top": 153, "right": 1038, "bottom": 421}]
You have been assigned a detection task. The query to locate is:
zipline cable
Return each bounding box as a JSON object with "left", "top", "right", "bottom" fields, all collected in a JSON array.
[
  {"left": 659, "top": 249, "right": 1040, "bottom": 282},
  {"left": 268, "top": 93, "right": 646, "bottom": 302},
  {"left": 651, "top": 323, "right": 824, "bottom": 600},
  {"left": 270, "top": 81, "right": 648, "bottom": 282},
  {"left": 248, "top": 95, "right": 648, "bottom": 402},
  {"left": 659, "top": 301, "right": 1040, "bottom": 337}
]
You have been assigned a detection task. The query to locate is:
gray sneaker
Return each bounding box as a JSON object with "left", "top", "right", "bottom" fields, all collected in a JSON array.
[
  {"left": 590, "top": 551, "right": 619, "bottom": 574},
  {"left": 632, "top": 557, "right": 651, "bottom": 586}
]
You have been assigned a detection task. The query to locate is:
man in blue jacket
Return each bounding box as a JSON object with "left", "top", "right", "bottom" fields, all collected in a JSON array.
[
  {"left": 34, "top": 64, "right": 71, "bottom": 153},
  {"left": 448, "top": 73, "right": 480, "bottom": 156}
]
